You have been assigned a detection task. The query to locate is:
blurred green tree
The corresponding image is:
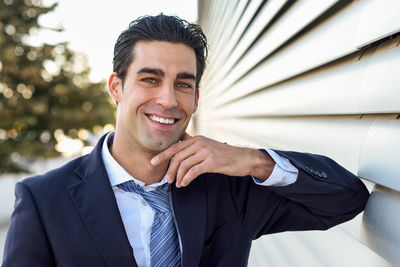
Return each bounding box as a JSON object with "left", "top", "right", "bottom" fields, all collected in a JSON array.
[{"left": 0, "top": 0, "right": 115, "bottom": 173}]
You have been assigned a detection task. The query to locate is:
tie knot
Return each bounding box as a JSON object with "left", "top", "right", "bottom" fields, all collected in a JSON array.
[{"left": 118, "top": 181, "right": 170, "bottom": 213}]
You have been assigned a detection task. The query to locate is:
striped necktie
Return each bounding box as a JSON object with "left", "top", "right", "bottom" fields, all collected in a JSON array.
[{"left": 118, "top": 181, "right": 181, "bottom": 267}]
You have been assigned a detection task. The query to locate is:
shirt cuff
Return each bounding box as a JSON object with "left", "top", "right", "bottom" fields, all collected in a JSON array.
[{"left": 252, "top": 149, "right": 298, "bottom": 186}]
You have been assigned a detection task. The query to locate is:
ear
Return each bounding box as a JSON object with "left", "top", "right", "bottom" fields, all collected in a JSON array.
[
  {"left": 193, "top": 88, "right": 200, "bottom": 113},
  {"left": 108, "top": 72, "right": 123, "bottom": 103}
]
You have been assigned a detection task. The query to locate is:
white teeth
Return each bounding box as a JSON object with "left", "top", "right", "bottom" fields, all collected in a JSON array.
[{"left": 149, "top": 115, "right": 175, "bottom": 125}]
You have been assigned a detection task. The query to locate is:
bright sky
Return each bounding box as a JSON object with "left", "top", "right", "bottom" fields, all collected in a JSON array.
[{"left": 35, "top": 0, "right": 198, "bottom": 82}]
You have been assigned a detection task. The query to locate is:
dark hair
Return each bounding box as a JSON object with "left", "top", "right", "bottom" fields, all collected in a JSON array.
[{"left": 113, "top": 14, "right": 208, "bottom": 88}]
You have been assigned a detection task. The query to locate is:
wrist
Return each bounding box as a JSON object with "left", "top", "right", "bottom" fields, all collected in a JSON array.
[{"left": 248, "top": 149, "right": 275, "bottom": 181}]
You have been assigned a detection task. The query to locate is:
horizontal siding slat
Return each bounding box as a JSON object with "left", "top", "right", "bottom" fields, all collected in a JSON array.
[
  {"left": 218, "top": 0, "right": 340, "bottom": 86},
  {"left": 359, "top": 38, "right": 400, "bottom": 112},
  {"left": 202, "top": 0, "right": 225, "bottom": 42},
  {"left": 204, "top": 0, "right": 371, "bottom": 110},
  {"left": 210, "top": 37, "right": 400, "bottom": 116},
  {"left": 205, "top": 0, "right": 289, "bottom": 91},
  {"left": 249, "top": 226, "right": 392, "bottom": 267},
  {"left": 362, "top": 184, "right": 400, "bottom": 265},
  {"left": 356, "top": 0, "right": 400, "bottom": 48},
  {"left": 204, "top": 0, "right": 247, "bottom": 59},
  {"left": 211, "top": 52, "right": 366, "bottom": 117},
  {"left": 358, "top": 119, "right": 400, "bottom": 191},
  {"left": 203, "top": 0, "right": 346, "bottom": 108},
  {"left": 205, "top": 0, "right": 237, "bottom": 59},
  {"left": 203, "top": 0, "right": 265, "bottom": 87}
]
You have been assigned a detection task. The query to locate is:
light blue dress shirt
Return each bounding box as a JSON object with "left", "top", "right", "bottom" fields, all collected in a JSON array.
[{"left": 101, "top": 131, "right": 298, "bottom": 267}]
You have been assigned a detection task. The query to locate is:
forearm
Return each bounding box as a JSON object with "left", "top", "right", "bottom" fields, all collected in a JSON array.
[
  {"left": 233, "top": 150, "right": 369, "bottom": 237},
  {"left": 268, "top": 150, "right": 369, "bottom": 224}
]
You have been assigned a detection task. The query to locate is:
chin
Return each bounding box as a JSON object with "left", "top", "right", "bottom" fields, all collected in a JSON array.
[{"left": 144, "top": 138, "right": 178, "bottom": 154}]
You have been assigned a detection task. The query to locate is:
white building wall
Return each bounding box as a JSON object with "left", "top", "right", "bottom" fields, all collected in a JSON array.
[{"left": 196, "top": 0, "right": 400, "bottom": 266}]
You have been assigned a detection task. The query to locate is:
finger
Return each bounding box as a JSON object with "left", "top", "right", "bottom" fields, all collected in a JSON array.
[
  {"left": 181, "top": 161, "right": 207, "bottom": 187},
  {"left": 175, "top": 152, "right": 204, "bottom": 187},
  {"left": 165, "top": 145, "right": 197, "bottom": 183},
  {"left": 151, "top": 136, "right": 195, "bottom": 166}
]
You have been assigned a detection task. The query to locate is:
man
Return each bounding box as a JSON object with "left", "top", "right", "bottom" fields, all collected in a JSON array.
[{"left": 2, "top": 14, "right": 369, "bottom": 267}]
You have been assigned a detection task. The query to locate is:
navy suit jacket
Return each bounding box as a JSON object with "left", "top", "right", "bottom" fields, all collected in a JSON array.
[{"left": 2, "top": 134, "right": 369, "bottom": 267}]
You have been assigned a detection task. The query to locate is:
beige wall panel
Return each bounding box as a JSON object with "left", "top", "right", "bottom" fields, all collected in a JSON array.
[
  {"left": 205, "top": 0, "right": 373, "bottom": 110},
  {"left": 212, "top": 38, "right": 400, "bottom": 115},
  {"left": 201, "top": 0, "right": 262, "bottom": 92},
  {"left": 203, "top": 0, "right": 264, "bottom": 85},
  {"left": 204, "top": 0, "right": 248, "bottom": 67},
  {"left": 358, "top": 119, "right": 400, "bottom": 191},
  {"left": 211, "top": 53, "right": 366, "bottom": 117},
  {"left": 362, "top": 184, "right": 400, "bottom": 265},
  {"left": 212, "top": 0, "right": 340, "bottom": 97},
  {"left": 205, "top": 0, "right": 262, "bottom": 54},
  {"left": 205, "top": 0, "right": 237, "bottom": 57},
  {"left": 206, "top": 0, "right": 289, "bottom": 90},
  {"left": 359, "top": 39, "right": 400, "bottom": 113},
  {"left": 209, "top": 0, "right": 247, "bottom": 53},
  {"left": 198, "top": 0, "right": 216, "bottom": 31},
  {"left": 197, "top": 116, "right": 372, "bottom": 174},
  {"left": 356, "top": 0, "right": 400, "bottom": 47},
  {"left": 204, "top": 0, "right": 356, "bottom": 107},
  {"left": 201, "top": 0, "right": 225, "bottom": 44}
]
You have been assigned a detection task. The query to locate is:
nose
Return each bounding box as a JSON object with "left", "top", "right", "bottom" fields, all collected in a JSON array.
[{"left": 157, "top": 82, "right": 178, "bottom": 109}]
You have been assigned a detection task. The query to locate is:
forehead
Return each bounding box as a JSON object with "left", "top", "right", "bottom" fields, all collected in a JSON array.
[{"left": 130, "top": 40, "right": 197, "bottom": 74}]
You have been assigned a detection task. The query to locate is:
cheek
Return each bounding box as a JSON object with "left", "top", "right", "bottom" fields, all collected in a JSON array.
[
  {"left": 178, "top": 94, "right": 197, "bottom": 113},
  {"left": 125, "top": 92, "right": 152, "bottom": 111}
]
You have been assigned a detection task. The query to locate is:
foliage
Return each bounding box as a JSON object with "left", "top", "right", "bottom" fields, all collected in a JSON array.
[{"left": 0, "top": 0, "right": 115, "bottom": 173}]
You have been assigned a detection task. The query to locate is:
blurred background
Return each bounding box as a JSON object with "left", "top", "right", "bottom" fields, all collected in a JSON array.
[{"left": 1, "top": 0, "right": 400, "bottom": 266}]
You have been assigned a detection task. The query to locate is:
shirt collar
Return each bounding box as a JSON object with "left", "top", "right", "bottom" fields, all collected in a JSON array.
[{"left": 101, "top": 131, "right": 168, "bottom": 190}]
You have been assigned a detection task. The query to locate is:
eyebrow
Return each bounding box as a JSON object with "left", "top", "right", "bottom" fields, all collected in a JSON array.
[
  {"left": 176, "top": 72, "right": 196, "bottom": 81},
  {"left": 137, "top": 67, "right": 165, "bottom": 77},
  {"left": 137, "top": 67, "right": 196, "bottom": 81}
]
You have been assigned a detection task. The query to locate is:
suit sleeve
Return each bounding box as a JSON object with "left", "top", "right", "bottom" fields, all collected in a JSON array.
[
  {"left": 230, "top": 151, "right": 370, "bottom": 239},
  {"left": 2, "top": 182, "right": 56, "bottom": 267}
]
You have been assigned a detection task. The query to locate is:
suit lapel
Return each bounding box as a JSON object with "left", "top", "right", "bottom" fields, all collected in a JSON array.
[
  {"left": 68, "top": 134, "right": 137, "bottom": 267},
  {"left": 171, "top": 177, "right": 207, "bottom": 267}
]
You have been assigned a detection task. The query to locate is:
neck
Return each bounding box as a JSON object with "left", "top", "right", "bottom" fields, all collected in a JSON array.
[{"left": 110, "top": 132, "right": 168, "bottom": 185}]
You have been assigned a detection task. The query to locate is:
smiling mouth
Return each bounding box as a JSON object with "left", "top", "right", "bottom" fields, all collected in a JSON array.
[{"left": 147, "top": 114, "right": 177, "bottom": 125}]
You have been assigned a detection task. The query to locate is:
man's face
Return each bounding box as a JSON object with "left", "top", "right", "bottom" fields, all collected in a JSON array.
[{"left": 109, "top": 40, "right": 199, "bottom": 154}]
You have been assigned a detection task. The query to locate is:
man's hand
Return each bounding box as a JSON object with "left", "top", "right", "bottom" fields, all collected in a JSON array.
[{"left": 151, "top": 133, "right": 275, "bottom": 187}]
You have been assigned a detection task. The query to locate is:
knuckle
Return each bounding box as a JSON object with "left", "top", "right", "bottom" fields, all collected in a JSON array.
[
  {"left": 188, "top": 166, "right": 198, "bottom": 175},
  {"left": 171, "top": 144, "right": 179, "bottom": 154},
  {"left": 190, "top": 165, "right": 203, "bottom": 176},
  {"left": 180, "top": 161, "right": 189, "bottom": 170},
  {"left": 173, "top": 153, "right": 183, "bottom": 162},
  {"left": 194, "top": 135, "right": 204, "bottom": 142},
  {"left": 198, "top": 140, "right": 208, "bottom": 148}
]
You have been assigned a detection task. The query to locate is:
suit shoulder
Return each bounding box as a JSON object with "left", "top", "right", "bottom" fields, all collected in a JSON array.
[{"left": 20, "top": 154, "right": 88, "bottom": 190}]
